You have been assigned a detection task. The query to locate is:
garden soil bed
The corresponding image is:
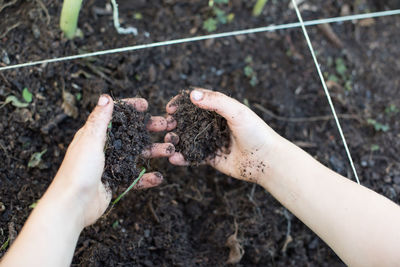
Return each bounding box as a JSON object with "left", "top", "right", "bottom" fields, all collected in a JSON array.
[{"left": 1, "top": 0, "right": 400, "bottom": 266}]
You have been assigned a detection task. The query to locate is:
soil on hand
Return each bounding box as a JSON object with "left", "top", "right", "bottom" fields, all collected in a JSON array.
[
  {"left": 102, "top": 101, "right": 151, "bottom": 193},
  {"left": 172, "top": 90, "right": 230, "bottom": 165}
]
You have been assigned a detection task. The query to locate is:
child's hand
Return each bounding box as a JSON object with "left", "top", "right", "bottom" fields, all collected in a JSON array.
[
  {"left": 49, "top": 95, "right": 174, "bottom": 227},
  {"left": 165, "top": 89, "right": 282, "bottom": 184}
]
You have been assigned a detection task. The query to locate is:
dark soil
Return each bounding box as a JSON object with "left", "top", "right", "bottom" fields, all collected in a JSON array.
[
  {"left": 172, "top": 90, "right": 230, "bottom": 165},
  {"left": 1, "top": 0, "right": 400, "bottom": 266},
  {"left": 103, "top": 101, "right": 151, "bottom": 193}
]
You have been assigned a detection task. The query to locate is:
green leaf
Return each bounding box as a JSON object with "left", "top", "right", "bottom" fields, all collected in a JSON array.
[
  {"left": 203, "top": 18, "right": 218, "bottom": 32},
  {"left": 29, "top": 201, "right": 38, "bottom": 209},
  {"left": 367, "top": 119, "right": 390, "bottom": 132},
  {"left": 328, "top": 74, "right": 339, "bottom": 83},
  {"left": 0, "top": 237, "right": 9, "bottom": 251},
  {"left": 370, "top": 144, "right": 380, "bottom": 152},
  {"left": 112, "top": 168, "right": 146, "bottom": 205},
  {"left": 335, "top": 58, "right": 347, "bottom": 77},
  {"left": 133, "top": 12, "right": 143, "bottom": 20},
  {"left": 28, "top": 149, "right": 47, "bottom": 168},
  {"left": 108, "top": 122, "right": 112, "bottom": 129},
  {"left": 112, "top": 220, "right": 119, "bottom": 229},
  {"left": 214, "top": 0, "right": 228, "bottom": 4},
  {"left": 244, "top": 65, "right": 254, "bottom": 77},
  {"left": 75, "top": 92, "right": 82, "bottom": 101},
  {"left": 253, "top": 0, "right": 268, "bottom": 16},
  {"left": 22, "top": 88, "right": 33, "bottom": 103},
  {"left": 1, "top": 95, "right": 29, "bottom": 108}
]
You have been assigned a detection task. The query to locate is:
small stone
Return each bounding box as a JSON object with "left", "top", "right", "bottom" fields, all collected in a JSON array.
[
  {"left": 393, "top": 176, "right": 400, "bottom": 185},
  {"left": 0, "top": 202, "right": 5, "bottom": 212},
  {"left": 113, "top": 139, "right": 122, "bottom": 150},
  {"left": 144, "top": 229, "right": 150, "bottom": 238},
  {"left": 32, "top": 24, "right": 41, "bottom": 39},
  {"left": 2, "top": 50, "right": 10, "bottom": 65}
]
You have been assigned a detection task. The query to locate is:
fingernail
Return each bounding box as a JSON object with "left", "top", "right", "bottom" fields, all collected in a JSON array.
[
  {"left": 191, "top": 90, "right": 204, "bottom": 101},
  {"left": 97, "top": 95, "right": 109, "bottom": 106}
]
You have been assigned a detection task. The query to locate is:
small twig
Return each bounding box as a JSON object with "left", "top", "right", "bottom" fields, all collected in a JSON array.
[
  {"left": 281, "top": 209, "right": 293, "bottom": 253},
  {"left": 147, "top": 199, "right": 160, "bottom": 223},
  {"left": 0, "top": 0, "right": 17, "bottom": 13},
  {"left": 317, "top": 23, "right": 343, "bottom": 48},
  {"left": 193, "top": 122, "right": 212, "bottom": 142},
  {"left": 35, "top": 0, "right": 51, "bottom": 25},
  {"left": 254, "top": 103, "right": 361, "bottom": 123},
  {"left": 0, "top": 22, "right": 21, "bottom": 39}
]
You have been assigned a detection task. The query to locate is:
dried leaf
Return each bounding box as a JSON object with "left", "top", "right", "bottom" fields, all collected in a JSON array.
[
  {"left": 62, "top": 91, "right": 78, "bottom": 118},
  {"left": 226, "top": 222, "right": 244, "bottom": 264}
]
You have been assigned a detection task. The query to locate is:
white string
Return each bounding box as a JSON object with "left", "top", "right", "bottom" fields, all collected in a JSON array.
[
  {"left": 291, "top": 0, "right": 360, "bottom": 184},
  {"left": 0, "top": 9, "right": 399, "bottom": 72}
]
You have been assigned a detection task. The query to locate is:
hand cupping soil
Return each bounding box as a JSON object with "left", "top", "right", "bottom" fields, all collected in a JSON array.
[
  {"left": 171, "top": 90, "right": 231, "bottom": 165},
  {"left": 102, "top": 101, "right": 151, "bottom": 193}
]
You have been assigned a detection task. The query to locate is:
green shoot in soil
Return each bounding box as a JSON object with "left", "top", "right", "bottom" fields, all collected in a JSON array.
[
  {"left": 0, "top": 237, "right": 9, "bottom": 251},
  {"left": 60, "top": 0, "right": 83, "bottom": 39},
  {"left": 22, "top": 88, "right": 33, "bottom": 103},
  {"left": 112, "top": 168, "right": 146, "bottom": 205},
  {"left": 0, "top": 95, "right": 29, "bottom": 108},
  {"left": 253, "top": 0, "right": 268, "bottom": 16}
]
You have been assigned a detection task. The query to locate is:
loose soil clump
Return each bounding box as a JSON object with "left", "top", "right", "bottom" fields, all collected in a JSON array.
[
  {"left": 102, "top": 101, "right": 151, "bottom": 193},
  {"left": 172, "top": 90, "right": 231, "bottom": 165}
]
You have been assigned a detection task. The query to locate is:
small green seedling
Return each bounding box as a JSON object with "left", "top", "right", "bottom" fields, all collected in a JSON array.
[
  {"left": 0, "top": 95, "right": 29, "bottom": 108},
  {"left": 370, "top": 144, "right": 380, "bottom": 152},
  {"left": 243, "top": 56, "right": 258, "bottom": 86},
  {"left": 28, "top": 149, "right": 47, "bottom": 168},
  {"left": 0, "top": 237, "right": 9, "bottom": 251},
  {"left": 29, "top": 201, "right": 38, "bottom": 209},
  {"left": 112, "top": 220, "right": 119, "bottom": 229},
  {"left": 60, "top": 0, "right": 83, "bottom": 39},
  {"left": 253, "top": 0, "right": 269, "bottom": 16},
  {"left": 203, "top": 0, "right": 233, "bottom": 32},
  {"left": 22, "top": 88, "right": 33, "bottom": 103},
  {"left": 203, "top": 18, "right": 218, "bottom": 32},
  {"left": 385, "top": 104, "right": 399, "bottom": 115},
  {"left": 112, "top": 168, "right": 146, "bottom": 205},
  {"left": 367, "top": 119, "right": 390, "bottom": 132}
]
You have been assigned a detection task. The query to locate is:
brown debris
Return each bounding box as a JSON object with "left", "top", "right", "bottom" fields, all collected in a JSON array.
[{"left": 225, "top": 221, "right": 244, "bottom": 265}]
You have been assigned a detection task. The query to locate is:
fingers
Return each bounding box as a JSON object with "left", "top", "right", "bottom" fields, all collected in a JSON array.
[
  {"left": 121, "top": 98, "right": 148, "bottom": 112},
  {"left": 166, "top": 115, "right": 177, "bottom": 131},
  {"left": 168, "top": 152, "right": 189, "bottom": 166},
  {"left": 133, "top": 172, "right": 163, "bottom": 190},
  {"left": 147, "top": 116, "right": 167, "bottom": 132},
  {"left": 164, "top": 132, "right": 179, "bottom": 145},
  {"left": 190, "top": 89, "right": 248, "bottom": 124},
  {"left": 142, "top": 143, "right": 175, "bottom": 158},
  {"left": 166, "top": 95, "right": 181, "bottom": 114},
  {"left": 83, "top": 94, "right": 114, "bottom": 142}
]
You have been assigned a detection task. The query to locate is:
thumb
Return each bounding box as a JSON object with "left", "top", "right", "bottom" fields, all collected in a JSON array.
[
  {"left": 190, "top": 89, "right": 248, "bottom": 125},
  {"left": 83, "top": 94, "right": 114, "bottom": 143}
]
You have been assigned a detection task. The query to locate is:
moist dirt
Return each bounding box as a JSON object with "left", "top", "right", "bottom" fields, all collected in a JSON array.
[
  {"left": 103, "top": 101, "right": 151, "bottom": 193},
  {"left": 172, "top": 90, "right": 230, "bottom": 165}
]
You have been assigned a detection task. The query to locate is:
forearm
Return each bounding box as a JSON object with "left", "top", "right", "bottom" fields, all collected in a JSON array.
[
  {"left": 0, "top": 181, "right": 84, "bottom": 267},
  {"left": 261, "top": 137, "right": 400, "bottom": 266}
]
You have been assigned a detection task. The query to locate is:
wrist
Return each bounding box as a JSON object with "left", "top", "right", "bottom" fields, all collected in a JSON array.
[{"left": 39, "top": 178, "right": 86, "bottom": 232}]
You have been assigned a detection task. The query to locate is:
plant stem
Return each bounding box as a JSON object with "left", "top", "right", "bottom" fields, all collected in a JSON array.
[
  {"left": 112, "top": 168, "right": 146, "bottom": 205},
  {"left": 253, "top": 0, "right": 268, "bottom": 17},
  {"left": 60, "top": 0, "right": 83, "bottom": 39}
]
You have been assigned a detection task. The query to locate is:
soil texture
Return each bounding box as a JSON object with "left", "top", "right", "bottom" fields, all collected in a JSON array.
[
  {"left": 172, "top": 90, "right": 230, "bottom": 165},
  {"left": 103, "top": 101, "right": 151, "bottom": 193},
  {"left": 1, "top": 0, "right": 400, "bottom": 266}
]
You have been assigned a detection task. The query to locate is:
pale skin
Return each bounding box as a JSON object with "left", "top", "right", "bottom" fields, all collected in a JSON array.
[{"left": 2, "top": 90, "right": 400, "bottom": 267}]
